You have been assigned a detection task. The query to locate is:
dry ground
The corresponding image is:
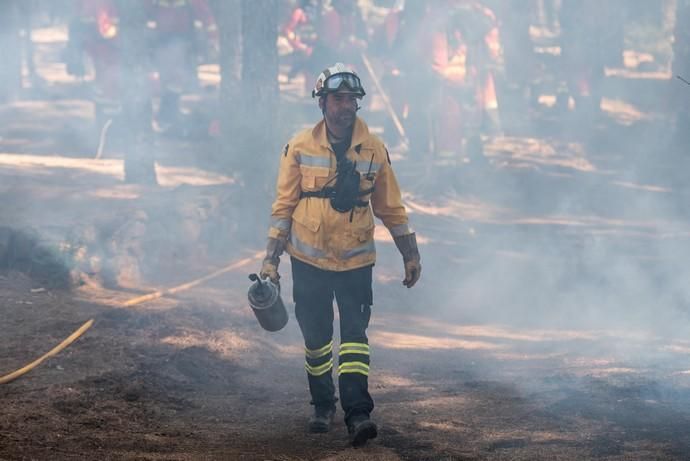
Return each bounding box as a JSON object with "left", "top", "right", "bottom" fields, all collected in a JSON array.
[
  {"left": 4, "top": 239, "right": 690, "bottom": 461},
  {"left": 3, "top": 110, "right": 690, "bottom": 460}
]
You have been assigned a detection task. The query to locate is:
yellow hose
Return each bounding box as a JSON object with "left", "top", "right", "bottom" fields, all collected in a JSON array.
[
  {"left": 122, "top": 252, "right": 261, "bottom": 307},
  {"left": 0, "top": 251, "right": 262, "bottom": 384},
  {"left": 0, "top": 319, "right": 94, "bottom": 384}
]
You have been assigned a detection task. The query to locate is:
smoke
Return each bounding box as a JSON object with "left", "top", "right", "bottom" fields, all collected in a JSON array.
[
  {"left": 0, "top": 0, "right": 688, "bottom": 379},
  {"left": 332, "top": 1, "right": 690, "bottom": 386}
]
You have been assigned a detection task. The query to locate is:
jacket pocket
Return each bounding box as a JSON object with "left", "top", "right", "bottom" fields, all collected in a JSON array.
[
  {"left": 292, "top": 208, "right": 321, "bottom": 233},
  {"left": 348, "top": 211, "right": 375, "bottom": 242},
  {"left": 355, "top": 223, "right": 375, "bottom": 242},
  {"left": 340, "top": 218, "right": 375, "bottom": 261},
  {"left": 291, "top": 205, "right": 326, "bottom": 259},
  {"left": 300, "top": 165, "right": 330, "bottom": 191}
]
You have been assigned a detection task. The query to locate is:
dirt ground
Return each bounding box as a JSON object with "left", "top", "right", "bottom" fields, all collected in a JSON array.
[
  {"left": 4, "top": 23, "right": 690, "bottom": 461},
  {"left": 5, "top": 228, "right": 690, "bottom": 461}
]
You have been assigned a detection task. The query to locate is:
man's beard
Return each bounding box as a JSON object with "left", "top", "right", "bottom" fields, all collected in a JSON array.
[{"left": 334, "top": 110, "right": 355, "bottom": 127}]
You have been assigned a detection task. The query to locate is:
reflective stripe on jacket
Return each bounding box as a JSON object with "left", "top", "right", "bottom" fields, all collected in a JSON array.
[{"left": 268, "top": 117, "right": 411, "bottom": 272}]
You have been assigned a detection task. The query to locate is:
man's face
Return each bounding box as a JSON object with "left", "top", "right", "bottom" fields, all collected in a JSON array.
[{"left": 321, "top": 91, "right": 358, "bottom": 131}]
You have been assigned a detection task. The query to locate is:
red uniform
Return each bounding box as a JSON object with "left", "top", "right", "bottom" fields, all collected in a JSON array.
[
  {"left": 71, "top": 0, "right": 122, "bottom": 101},
  {"left": 428, "top": 1, "right": 501, "bottom": 157},
  {"left": 316, "top": 1, "right": 367, "bottom": 71},
  {"left": 148, "top": 0, "right": 215, "bottom": 36},
  {"left": 559, "top": 0, "right": 607, "bottom": 115},
  {"left": 283, "top": 4, "right": 318, "bottom": 58},
  {"left": 148, "top": 0, "right": 216, "bottom": 124}
]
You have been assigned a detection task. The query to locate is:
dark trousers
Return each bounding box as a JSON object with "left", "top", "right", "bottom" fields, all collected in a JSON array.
[{"left": 291, "top": 257, "right": 374, "bottom": 425}]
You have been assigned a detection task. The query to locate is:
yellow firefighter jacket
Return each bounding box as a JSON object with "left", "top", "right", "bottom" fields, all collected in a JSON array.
[{"left": 268, "top": 117, "right": 412, "bottom": 272}]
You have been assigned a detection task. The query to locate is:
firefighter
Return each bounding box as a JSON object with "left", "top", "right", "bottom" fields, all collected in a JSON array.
[
  {"left": 148, "top": 0, "right": 216, "bottom": 128},
  {"left": 67, "top": 0, "right": 122, "bottom": 101},
  {"left": 282, "top": 0, "right": 322, "bottom": 87},
  {"left": 559, "top": 0, "right": 606, "bottom": 118},
  {"left": 259, "top": 63, "right": 421, "bottom": 446},
  {"left": 372, "top": 0, "right": 428, "bottom": 150},
  {"left": 430, "top": 0, "right": 502, "bottom": 162},
  {"left": 316, "top": 0, "right": 368, "bottom": 71}
]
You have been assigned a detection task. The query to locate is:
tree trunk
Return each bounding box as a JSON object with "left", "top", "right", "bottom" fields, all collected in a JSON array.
[
  {"left": 209, "top": 0, "right": 243, "bottom": 172},
  {"left": 239, "top": 0, "right": 279, "bottom": 197},
  {"left": 117, "top": 0, "right": 157, "bottom": 185},
  {"left": 210, "top": 0, "right": 279, "bottom": 240}
]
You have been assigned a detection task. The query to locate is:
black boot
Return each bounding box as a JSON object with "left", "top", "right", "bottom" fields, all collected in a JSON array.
[
  {"left": 308, "top": 405, "right": 336, "bottom": 433},
  {"left": 348, "top": 413, "right": 378, "bottom": 447}
]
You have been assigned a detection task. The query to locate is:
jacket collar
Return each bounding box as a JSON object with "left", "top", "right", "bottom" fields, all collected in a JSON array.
[{"left": 312, "top": 117, "right": 370, "bottom": 150}]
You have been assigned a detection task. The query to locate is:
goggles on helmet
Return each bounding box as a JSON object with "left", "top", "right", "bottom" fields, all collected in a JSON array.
[
  {"left": 317, "top": 72, "right": 366, "bottom": 98},
  {"left": 324, "top": 73, "right": 364, "bottom": 93}
]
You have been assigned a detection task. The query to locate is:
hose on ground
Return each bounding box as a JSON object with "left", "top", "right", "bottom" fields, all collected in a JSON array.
[
  {"left": 0, "top": 252, "right": 261, "bottom": 384},
  {"left": 0, "top": 319, "right": 94, "bottom": 384}
]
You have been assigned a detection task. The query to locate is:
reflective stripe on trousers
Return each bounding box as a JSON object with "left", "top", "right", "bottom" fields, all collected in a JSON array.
[
  {"left": 305, "top": 340, "right": 333, "bottom": 377},
  {"left": 292, "top": 257, "right": 374, "bottom": 421},
  {"left": 338, "top": 342, "right": 370, "bottom": 377}
]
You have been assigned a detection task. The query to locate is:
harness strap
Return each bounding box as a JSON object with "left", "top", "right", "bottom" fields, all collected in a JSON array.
[{"left": 299, "top": 186, "right": 374, "bottom": 207}]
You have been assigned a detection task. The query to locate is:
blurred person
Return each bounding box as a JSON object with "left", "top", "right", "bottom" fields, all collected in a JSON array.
[
  {"left": 558, "top": 0, "right": 608, "bottom": 118},
  {"left": 374, "top": 0, "right": 436, "bottom": 154},
  {"left": 369, "top": 0, "right": 404, "bottom": 63},
  {"left": 369, "top": 0, "right": 416, "bottom": 149},
  {"left": 148, "top": 0, "right": 217, "bottom": 129},
  {"left": 64, "top": 0, "right": 91, "bottom": 78},
  {"left": 282, "top": 0, "right": 323, "bottom": 91},
  {"left": 493, "top": 0, "right": 535, "bottom": 115},
  {"left": 259, "top": 62, "right": 421, "bottom": 446},
  {"left": 429, "top": 0, "right": 502, "bottom": 164},
  {"left": 66, "top": 0, "right": 129, "bottom": 118},
  {"left": 316, "top": 0, "right": 368, "bottom": 71},
  {"left": 66, "top": 0, "right": 157, "bottom": 184}
]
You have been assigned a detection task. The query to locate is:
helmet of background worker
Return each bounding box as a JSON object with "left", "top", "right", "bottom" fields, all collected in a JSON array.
[{"left": 312, "top": 62, "right": 366, "bottom": 99}]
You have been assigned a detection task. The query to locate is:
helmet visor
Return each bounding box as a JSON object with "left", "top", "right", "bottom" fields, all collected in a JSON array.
[{"left": 323, "top": 72, "right": 365, "bottom": 97}]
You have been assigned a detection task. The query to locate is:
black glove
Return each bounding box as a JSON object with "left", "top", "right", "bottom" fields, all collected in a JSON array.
[
  {"left": 393, "top": 232, "right": 421, "bottom": 288},
  {"left": 259, "top": 237, "right": 285, "bottom": 284}
]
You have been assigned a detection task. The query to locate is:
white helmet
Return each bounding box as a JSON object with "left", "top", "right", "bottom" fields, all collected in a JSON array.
[{"left": 312, "top": 62, "right": 366, "bottom": 99}]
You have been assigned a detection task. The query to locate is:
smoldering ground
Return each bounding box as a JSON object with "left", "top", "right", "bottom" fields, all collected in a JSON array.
[{"left": 2, "top": 1, "right": 690, "bottom": 460}]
